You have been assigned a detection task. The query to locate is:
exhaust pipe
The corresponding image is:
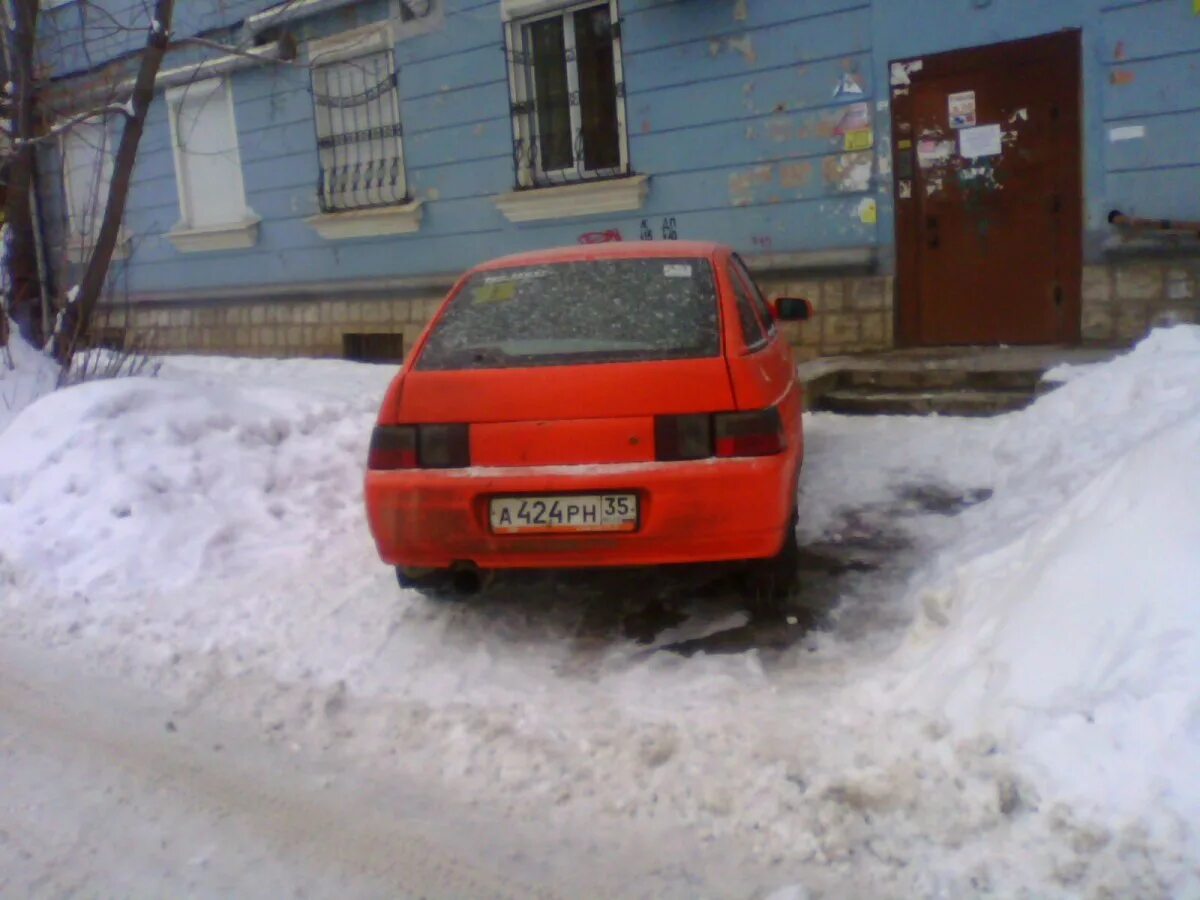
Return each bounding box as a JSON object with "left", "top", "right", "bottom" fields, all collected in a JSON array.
[{"left": 449, "top": 562, "right": 492, "bottom": 595}]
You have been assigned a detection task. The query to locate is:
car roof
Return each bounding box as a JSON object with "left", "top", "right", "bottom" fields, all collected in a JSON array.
[{"left": 471, "top": 240, "right": 728, "bottom": 272}]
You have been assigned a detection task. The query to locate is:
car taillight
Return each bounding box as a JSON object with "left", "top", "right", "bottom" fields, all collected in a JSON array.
[
  {"left": 368, "top": 424, "right": 469, "bottom": 470},
  {"left": 655, "top": 408, "right": 785, "bottom": 460},
  {"left": 714, "top": 408, "right": 785, "bottom": 458},
  {"left": 417, "top": 423, "right": 470, "bottom": 468},
  {"left": 368, "top": 426, "right": 417, "bottom": 470},
  {"left": 655, "top": 414, "right": 712, "bottom": 461}
]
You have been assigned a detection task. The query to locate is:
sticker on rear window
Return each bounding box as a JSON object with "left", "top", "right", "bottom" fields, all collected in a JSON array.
[
  {"left": 471, "top": 281, "right": 517, "bottom": 303},
  {"left": 663, "top": 264, "right": 693, "bottom": 278}
]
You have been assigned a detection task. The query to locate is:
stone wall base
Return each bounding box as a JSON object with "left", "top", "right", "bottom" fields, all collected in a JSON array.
[
  {"left": 1081, "top": 260, "right": 1200, "bottom": 344},
  {"left": 756, "top": 275, "right": 894, "bottom": 360},
  {"left": 93, "top": 259, "right": 1196, "bottom": 362},
  {"left": 95, "top": 293, "right": 446, "bottom": 360}
]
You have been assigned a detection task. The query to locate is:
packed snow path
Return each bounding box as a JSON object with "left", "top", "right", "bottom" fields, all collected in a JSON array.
[
  {"left": 0, "top": 639, "right": 574, "bottom": 898},
  {"left": 2, "top": 331, "right": 1199, "bottom": 897}
]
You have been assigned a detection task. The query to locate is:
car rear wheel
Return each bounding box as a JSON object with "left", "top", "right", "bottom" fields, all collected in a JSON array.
[{"left": 743, "top": 511, "right": 800, "bottom": 605}]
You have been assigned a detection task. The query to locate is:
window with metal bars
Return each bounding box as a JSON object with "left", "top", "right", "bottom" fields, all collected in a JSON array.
[
  {"left": 505, "top": 1, "right": 629, "bottom": 188},
  {"left": 311, "top": 50, "right": 407, "bottom": 213}
]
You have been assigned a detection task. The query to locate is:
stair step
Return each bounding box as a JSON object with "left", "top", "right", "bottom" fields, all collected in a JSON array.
[
  {"left": 839, "top": 367, "right": 1046, "bottom": 392},
  {"left": 818, "top": 388, "right": 1037, "bottom": 417}
]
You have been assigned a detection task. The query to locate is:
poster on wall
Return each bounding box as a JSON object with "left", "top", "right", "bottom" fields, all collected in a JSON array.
[{"left": 948, "top": 90, "right": 977, "bottom": 128}]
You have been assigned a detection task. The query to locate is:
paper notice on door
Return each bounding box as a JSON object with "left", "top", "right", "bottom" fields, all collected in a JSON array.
[
  {"left": 948, "top": 91, "right": 977, "bottom": 128},
  {"left": 959, "top": 123, "right": 1002, "bottom": 159}
]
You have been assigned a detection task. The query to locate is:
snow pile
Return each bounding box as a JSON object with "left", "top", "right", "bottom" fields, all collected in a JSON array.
[
  {"left": 0, "top": 323, "right": 58, "bottom": 433},
  {"left": 0, "top": 356, "right": 393, "bottom": 634},
  {"left": 893, "top": 327, "right": 1200, "bottom": 825},
  {"left": 2, "top": 330, "right": 1200, "bottom": 895}
]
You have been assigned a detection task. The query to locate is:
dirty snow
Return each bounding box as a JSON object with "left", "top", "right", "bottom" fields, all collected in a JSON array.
[{"left": 2, "top": 329, "right": 1200, "bottom": 896}]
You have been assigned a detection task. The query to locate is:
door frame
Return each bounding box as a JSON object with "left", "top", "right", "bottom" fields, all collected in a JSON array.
[{"left": 890, "top": 30, "right": 1083, "bottom": 347}]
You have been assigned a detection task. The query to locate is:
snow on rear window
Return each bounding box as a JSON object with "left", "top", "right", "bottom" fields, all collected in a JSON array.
[{"left": 415, "top": 258, "right": 720, "bottom": 371}]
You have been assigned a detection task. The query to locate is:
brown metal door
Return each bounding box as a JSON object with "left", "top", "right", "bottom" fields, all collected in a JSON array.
[{"left": 892, "top": 32, "right": 1082, "bottom": 346}]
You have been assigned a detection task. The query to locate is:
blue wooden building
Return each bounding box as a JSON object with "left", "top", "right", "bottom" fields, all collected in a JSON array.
[{"left": 34, "top": 0, "right": 1200, "bottom": 359}]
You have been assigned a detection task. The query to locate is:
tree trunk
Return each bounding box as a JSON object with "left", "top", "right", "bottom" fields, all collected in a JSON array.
[
  {"left": 56, "top": 0, "right": 175, "bottom": 368},
  {"left": 4, "top": 0, "right": 43, "bottom": 348}
]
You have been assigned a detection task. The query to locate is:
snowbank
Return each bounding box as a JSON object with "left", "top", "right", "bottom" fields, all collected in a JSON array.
[
  {"left": 0, "top": 356, "right": 394, "bottom": 665},
  {"left": 2, "top": 330, "right": 1200, "bottom": 896},
  {"left": 892, "top": 327, "right": 1200, "bottom": 827}
]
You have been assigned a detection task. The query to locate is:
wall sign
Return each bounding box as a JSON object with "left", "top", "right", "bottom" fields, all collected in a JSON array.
[{"left": 948, "top": 90, "right": 977, "bottom": 129}]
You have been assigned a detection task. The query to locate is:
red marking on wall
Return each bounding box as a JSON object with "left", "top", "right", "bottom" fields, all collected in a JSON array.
[
  {"left": 1113, "top": 40, "right": 1126, "bottom": 61},
  {"left": 578, "top": 229, "right": 623, "bottom": 244},
  {"left": 1110, "top": 69, "right": 1135, "bottom": 86}
]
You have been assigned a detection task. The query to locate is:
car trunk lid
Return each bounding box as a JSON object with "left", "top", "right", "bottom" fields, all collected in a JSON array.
[{"left": 396, "top": 359, "right": 735, "bottom": 466}]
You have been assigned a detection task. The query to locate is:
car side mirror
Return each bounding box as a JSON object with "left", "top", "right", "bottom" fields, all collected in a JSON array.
[{"left": 773, "top": 297, "right": 812, "bottom": 321}]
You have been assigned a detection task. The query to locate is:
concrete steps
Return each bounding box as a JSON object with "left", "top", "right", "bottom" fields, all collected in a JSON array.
[
  {"left": 797, "top": 348, "right": 1115, "bottom": 418},
  {"left": 818, "top": 387, "right": 1037, "bottom": 417}
]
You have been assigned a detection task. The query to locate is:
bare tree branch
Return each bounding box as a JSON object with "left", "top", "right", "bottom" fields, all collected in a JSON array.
[
  {"left": 0, "top": 102, "right": 134, "bottom": 148},
  {"left": 57, "top": 1, "right": 176, "bottom": 370}
]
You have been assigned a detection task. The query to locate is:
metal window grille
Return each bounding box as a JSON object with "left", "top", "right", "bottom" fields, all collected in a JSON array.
[
  {"left": 505, "top": 1, "right": 629, "bottom": 188},
  {"left": 311, "top": 50, "right": 407, "bottom": 212}
]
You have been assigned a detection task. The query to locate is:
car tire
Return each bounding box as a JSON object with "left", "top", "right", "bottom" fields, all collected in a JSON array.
[{"left": 744, "top": 511, "right": 800, "bottom": 606}]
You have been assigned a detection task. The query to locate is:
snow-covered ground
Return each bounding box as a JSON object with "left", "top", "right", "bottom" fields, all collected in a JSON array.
[{"left": 2, "top": 328, "right": 1199, "bottom": 897}]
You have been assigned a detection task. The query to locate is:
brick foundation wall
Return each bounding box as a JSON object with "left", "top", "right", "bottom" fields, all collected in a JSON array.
[
  {"left": 94, "top": 258, "right": 1196, "bottom": 362},
  {"left": 99, "top": 274, "right": 897, "bottom": 362},
  {"left": 756, "top": 275, "right": 895, "bottom": 360},
  {"left": 99, "top": 294, "right": 446, "bottom": 359},
  {"left": 1081, "top": 261, "right": 1200, "bottom": 345}
]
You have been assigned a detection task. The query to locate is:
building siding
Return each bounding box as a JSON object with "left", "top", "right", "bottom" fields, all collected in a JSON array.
[
  {"left": 31, "top": 0, "right": 1200, "bottom": 357},
  {"left": 1101, "top": 0, "right": 1200, "bottom": 223}
]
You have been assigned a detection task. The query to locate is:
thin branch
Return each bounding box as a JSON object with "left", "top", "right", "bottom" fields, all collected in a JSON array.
[{"left": 0, "top": 102, "right": 133, "bottom": 149}]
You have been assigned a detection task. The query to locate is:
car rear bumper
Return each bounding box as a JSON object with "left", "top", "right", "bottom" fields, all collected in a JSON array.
[{"left": 364, "top": 455, "right": 799, "bottom": 570}]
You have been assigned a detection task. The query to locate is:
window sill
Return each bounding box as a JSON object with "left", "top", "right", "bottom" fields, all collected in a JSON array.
[
  {"left": 167, "top": 216, "right": 261, "bottom": 253},
  {"left": 492, "top": 175, "right": 650, "bottom": 224},
  {"left": 65, "top": 230, "right": 132, "bottom": 264},
  {"left": 305, "top": 200, "right": 424, "bottom": 240}
]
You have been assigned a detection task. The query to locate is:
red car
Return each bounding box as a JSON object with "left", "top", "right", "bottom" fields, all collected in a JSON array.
[{"left": 364, "top": 241, "right": 811, "bottom": 595}]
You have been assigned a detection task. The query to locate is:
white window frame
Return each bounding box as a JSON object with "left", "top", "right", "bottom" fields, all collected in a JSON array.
[
  {"left": 165, "top": 77, "right": 259, "bottom": 252},
  {"left": 60, "top": 115, "right": 129, "bottom": 262},
  {"left": 504, "top": 0, "right": 629, "bottom": 189}
]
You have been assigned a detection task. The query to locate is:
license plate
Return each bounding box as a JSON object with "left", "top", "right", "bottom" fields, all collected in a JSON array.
[{"left": 489, "top": 493, "right": 638, "bottom": 534}]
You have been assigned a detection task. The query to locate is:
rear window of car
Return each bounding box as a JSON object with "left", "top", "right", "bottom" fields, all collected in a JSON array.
[{"left": 414, "top": 257, "right": 720, "bottom": 371}]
